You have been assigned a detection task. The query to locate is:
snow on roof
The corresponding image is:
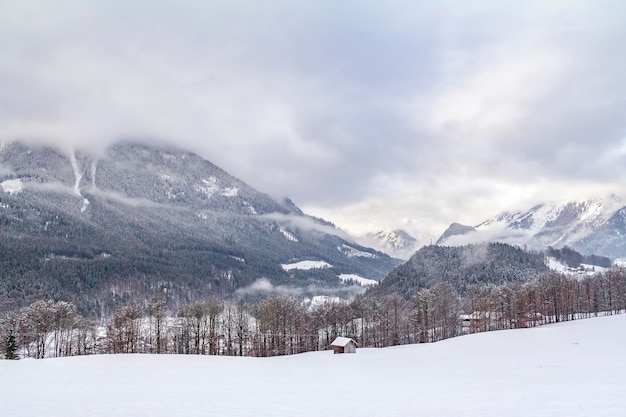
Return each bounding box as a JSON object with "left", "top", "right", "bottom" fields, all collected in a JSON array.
[{"left": 331, "top": 337, "right": 356, "bottom": 347}]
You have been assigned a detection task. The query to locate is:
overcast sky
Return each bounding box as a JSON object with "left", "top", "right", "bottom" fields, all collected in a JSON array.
[{"left": 1, "top": 1, "right": 625, "bottom": 238}]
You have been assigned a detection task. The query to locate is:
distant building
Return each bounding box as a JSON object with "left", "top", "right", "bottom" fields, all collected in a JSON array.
[
  {"left": 330, "top": 337, "right": 358, "bottom": 354},
  {"left": 460, "top": 311, "right": 544, "bottom": 334}
]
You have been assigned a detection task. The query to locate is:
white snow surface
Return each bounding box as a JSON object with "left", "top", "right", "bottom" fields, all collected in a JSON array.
[
  {"left": 615, "top": 258, "right": 626, "bottom": 267},
  {"left": 579, "top": 263, "right": 608, "bottom": 273},
  {"left": 244, "top": 201, "right": 257, "bottom": 214},
  {"left": 221, "top": 186, "right": 239, "bottom": 197},
  {"left": 447, "top": 196, "right": 626, "bottom": 249},
  {"left": 195, "top": 177, "right": 220, "bottom": 197},
  {"left": 1, "top": 315, "right": 625, "bottom": 416},
  {"left": 279, "top": 227, "right": 299, "bottom": 242},
  {"left": 195, "top": 177, "right": 239, "bottom": 198},
  {"left": 161, "top": 152, "right": 176, "bottom": 163},
  {"left": 547, "top": 258, "right": 609, "bottom": 277},
  {"left": 547, "top": 257, "right": 569, "bottom": 273},
  {"left": 306, "top": 295, "right": 344, "bottom": 308},
  {"left": 281, "top": 260, "right": 332, "bottom": 271},
  {"left": 80, "top": 198, "right": 90, "bottom": 213},
  {"left": 1, "top": 178, "right": 23, "bottom": 195},
  {"left": 69, "top": 150, "right": 83, "bottom": 196},
  {"left": 331, "top": 336, "right": 355, "bottom": 347},
  {"left": 338, "top": 243, "right": 377, "bottom": 258},
  {"left": 338, "top": 273, "right": 379, "bottom": 286}
]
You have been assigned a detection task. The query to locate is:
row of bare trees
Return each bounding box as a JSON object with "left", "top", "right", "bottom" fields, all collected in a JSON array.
[
  {"left": 3, "top": 269, "right": 626, "bottom": 359},
  {"left": 0, "top": 300, "right": 96, "bottom": 359}
]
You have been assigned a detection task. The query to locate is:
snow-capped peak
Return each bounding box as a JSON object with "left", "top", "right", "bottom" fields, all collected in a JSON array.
[
  {"left": 437, "top": 195, "right": 626, "bottom": 258},
  {"left": 357, "top": 229, "right": 422, "bottom": 260}
]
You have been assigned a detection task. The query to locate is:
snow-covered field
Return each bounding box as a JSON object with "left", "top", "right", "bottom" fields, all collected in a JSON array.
[
  {"left": 1, "top": 178, "right": 23, "bottom": 195},
  {"left": 546, "top": 257, "right": 609, "bottom": 276},
  {"left": 338, "top": 273, "right": 379, "bottom": 286},
  {"left": 281, "top": 260, "right": 332, "bottom": 271},
  {"left": 2, "top": 315, "right": 625, "bottom": 417}
]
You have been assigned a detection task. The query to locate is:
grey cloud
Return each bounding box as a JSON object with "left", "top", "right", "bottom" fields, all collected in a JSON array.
[
  {"left": 20, "top": 181, "right": 162, "bottom": 208},
  {"left": 259, "top": 212, "right": 352, "bottom": 240},
  {"left": 25, "top": 181, "right": 78, "bottom": 197},
  {"left": 234, "top": 278, "right": 366, "bottom": 298},
  {"left": 0, "top": 165, "right": 14, "bottom": 177},
  {"left": 87, "top": 187, "right": 164, "bottom": 208},
  {"left": 234, "top": 278, "right": 301, "bottom": 297},
  {"left": 1, "top": 1, "right": 625, "bottom": 236}
]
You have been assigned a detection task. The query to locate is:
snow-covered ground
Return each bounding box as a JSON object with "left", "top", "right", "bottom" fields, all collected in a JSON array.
[
  {"left": 337, "top": 273, "right": 379, "bottom": 286},
  {"left": 306, "top": 295, "right": 344, "bottom": 307},
  {"left": 194, "top": 176, "right": 238, "bottom": 198},
  {"left": 281, "top": 260, "right": 332, "bottom": 271},
  {"left": 337, "top": 244, "right": 377, "bottom": 258},
  {"left": 614, "top": 258, "right": 626, "bottom": 267},
  {"left": 1, "top": 315, "right": 625, "bottom": 417},
  {"left": 547, "top": 257, "right": 609, "bottom": 276},
  {"left": 1, "top": 178, "right": 23, "bottom": 195},
  {"left": 279, "top": 227, "right": 299, "bottom": 242}
]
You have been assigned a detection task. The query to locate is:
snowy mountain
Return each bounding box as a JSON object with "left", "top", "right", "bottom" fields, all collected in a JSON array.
[
  {"left": 358, "top": 229, "right": 422, "bottom": 260},
  {"left": 371, "top": 242, "right": 549, "bottom": 299},
  {"left": 436, "top": 196, "right": 626, "bottom": 259},
  {"left": 436, "top": 223, "right": 476, "bottom": 244},
  {"left": 0, "top": 141, "right": 399, "bottom": 316}
]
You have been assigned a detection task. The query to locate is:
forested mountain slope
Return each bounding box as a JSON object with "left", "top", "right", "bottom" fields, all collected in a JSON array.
[
  {"left": 371, "top": 243, "right": 549, "bottom": 299},
  {"left": 0, "top": 141, "right": 399, "bottom": 317}
]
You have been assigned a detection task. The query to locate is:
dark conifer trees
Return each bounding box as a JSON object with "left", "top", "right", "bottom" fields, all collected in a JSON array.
[{"left": 4, "top": 329, "right": 19, "bottom": 360}]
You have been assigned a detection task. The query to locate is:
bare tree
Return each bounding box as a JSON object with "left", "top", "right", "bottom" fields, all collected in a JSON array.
[
  {"left": 207, "top": 298, "right": 223, "bottom": 355},
  {"left": 147, "top": 296, "right": 167, "bottom": 354},
  {"left": 107, "top": 305, "right": 142, "bottom": 353}
]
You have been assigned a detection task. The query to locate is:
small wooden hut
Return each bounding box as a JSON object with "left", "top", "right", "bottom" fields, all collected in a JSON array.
[{"left": 330, "top": 337, "right": 358, "bottom": 354}]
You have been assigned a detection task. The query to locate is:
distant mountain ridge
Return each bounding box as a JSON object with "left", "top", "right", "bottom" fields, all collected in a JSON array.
[
  {"left": 369, "top": 241, "right": 613, "bottom": 301},
  {"left": 369, "top": 242, "right": 550, "bottom": 299},
  {"left": 0, "top": 141, "right": 400, "bottom": 316},
  {"left": 436, "top": 196, "right": 626, "bottom": 259},
  {"left": 359, "top": 229, "right": 423, "bottom": 260}
]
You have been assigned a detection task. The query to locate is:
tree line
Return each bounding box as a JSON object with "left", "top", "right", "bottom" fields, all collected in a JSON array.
[{"left": 2, "top": 268, "right": 626, "bottom": 359}]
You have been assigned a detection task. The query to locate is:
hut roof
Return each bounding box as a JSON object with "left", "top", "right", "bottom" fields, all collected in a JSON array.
[{"left": 331, "top": 337, "right": 357, "bottom": 347}]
